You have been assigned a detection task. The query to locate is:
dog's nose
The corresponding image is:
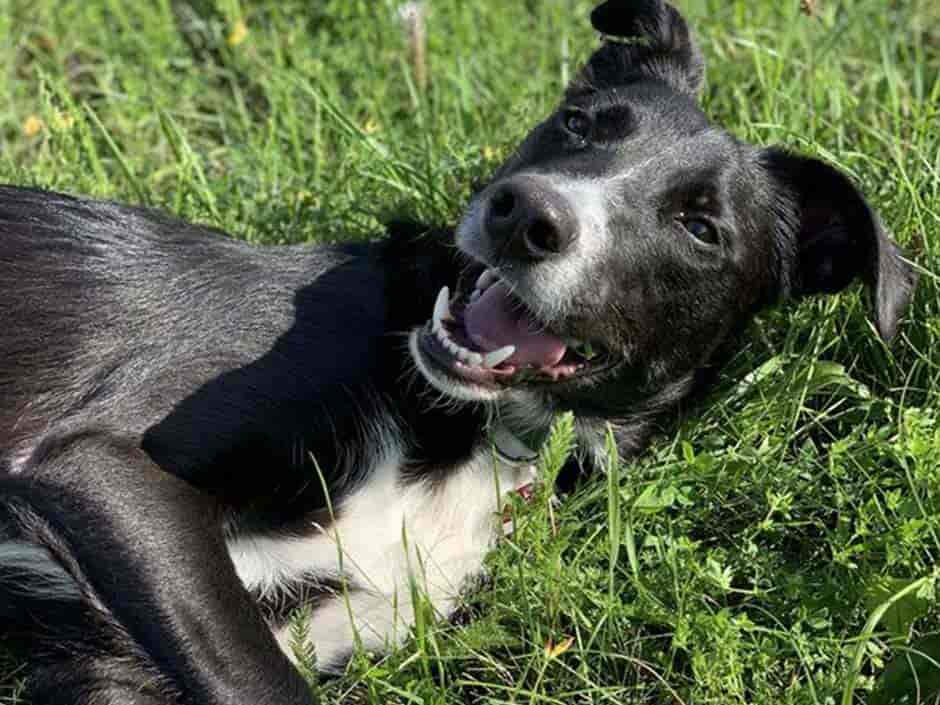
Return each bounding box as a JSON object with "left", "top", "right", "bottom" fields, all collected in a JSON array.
[{"left": 483, "top": 178, "right": 577, "bottom": 261}]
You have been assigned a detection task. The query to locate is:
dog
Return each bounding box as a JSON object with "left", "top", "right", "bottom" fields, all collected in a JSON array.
[{"left": 0, "top": 1, "right": 917, "bottom": 704}]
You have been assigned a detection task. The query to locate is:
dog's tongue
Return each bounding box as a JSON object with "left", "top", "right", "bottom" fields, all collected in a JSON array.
[{"left": 464, "top": 282, "right": 567, "bottom": 367}]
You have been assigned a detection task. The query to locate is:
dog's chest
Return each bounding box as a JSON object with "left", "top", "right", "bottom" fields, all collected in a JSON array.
[{"left": 225, "top": 444, "right": 537, "bottom": 669}]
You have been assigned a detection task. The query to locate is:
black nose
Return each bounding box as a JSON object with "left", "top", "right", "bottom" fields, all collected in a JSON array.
[{"left": 482, "top": 177, "right": 578, "bottom": 261}]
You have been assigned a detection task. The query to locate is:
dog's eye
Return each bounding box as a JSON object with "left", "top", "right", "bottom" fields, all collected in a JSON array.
[
  {"left": 561, "top": 109, "right": 591, "bottom": 140},
  {"left": 679, "top": 217, "right": 719, "bottom": 245}
]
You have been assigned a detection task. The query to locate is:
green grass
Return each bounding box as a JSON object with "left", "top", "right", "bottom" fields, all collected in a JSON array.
[{"left": 1, "top": 0, "right": 939, "bottom": 703}]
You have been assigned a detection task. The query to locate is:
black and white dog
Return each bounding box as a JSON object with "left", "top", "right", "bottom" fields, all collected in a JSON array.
[{"left": 0, "top": 1, "right": 916, "bottom": 704}]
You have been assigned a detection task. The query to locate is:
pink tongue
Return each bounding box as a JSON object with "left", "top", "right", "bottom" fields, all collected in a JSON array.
[{"left": 464, "top": 283, "right": 567, "bottom": 367}]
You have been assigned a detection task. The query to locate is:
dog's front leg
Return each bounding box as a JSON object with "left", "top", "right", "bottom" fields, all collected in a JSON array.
[{"left": 15, "top": 431, "right": 317, "bottom": 705}]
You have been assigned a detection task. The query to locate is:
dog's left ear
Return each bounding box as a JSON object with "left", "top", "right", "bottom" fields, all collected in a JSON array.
[
  {"left": 567, "top": 0, "right": 705, "bottom": 100},
  {"left": 761, "top": 148, "right": 918, "bottom": 342}
]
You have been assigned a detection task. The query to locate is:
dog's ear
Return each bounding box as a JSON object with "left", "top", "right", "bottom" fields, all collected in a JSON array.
[
  {"left": 762, "top": 148, "right": 917, "bottom": 342},
  {"left": 567, "top": 0, "right": 705, "bottom": 100}
]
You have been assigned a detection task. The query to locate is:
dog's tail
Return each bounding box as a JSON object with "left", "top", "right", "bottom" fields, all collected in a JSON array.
[
  {"left": 0, "top": 505, "right": 98, "bottom": 648},
  {"left": 0, "top": 488, "right": 134, "bottom": 650},
  {"left": 0, "top": 539, "right": 84, "bottom": 626},
  {"left": 0, "top": 501, "right": 177, "bottom": 702}
]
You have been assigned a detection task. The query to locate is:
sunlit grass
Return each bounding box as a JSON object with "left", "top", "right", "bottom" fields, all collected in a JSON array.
[{"left": 1, "top": 0, "right": 938, "bottom": 702}]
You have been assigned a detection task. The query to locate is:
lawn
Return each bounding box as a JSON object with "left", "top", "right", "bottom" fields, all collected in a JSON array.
[{"left": 1, "top": 0, "right": 939, "bottom": 703}]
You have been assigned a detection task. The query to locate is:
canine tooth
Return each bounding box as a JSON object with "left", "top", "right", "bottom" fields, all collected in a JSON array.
[
  {"left": 433, "top": 286, "right": 450, "bottom": 331},
  {"left": 469, "top": 289, "right": 482, "bottom": 303},
  {"left": 482, "top": 345, "right": 515, "bottom": 368},
  {"left": 476, "top": 269, "right": 498, "bottom": 291},
  {"left": 456, "top": 347, "right": 484, "bottom": 365}
]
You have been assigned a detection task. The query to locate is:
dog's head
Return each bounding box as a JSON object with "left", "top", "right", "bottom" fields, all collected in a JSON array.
[{"left": 410, "top": 0, "right": 916, "bottom": 421}]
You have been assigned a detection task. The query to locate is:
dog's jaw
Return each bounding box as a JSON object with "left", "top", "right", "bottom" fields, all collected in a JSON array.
[
  {"left": 408, "top": 272, "right": 621, "bottom": 405},
  {"left": 408, "top": 328, "right": 507, "bottom": 403}
]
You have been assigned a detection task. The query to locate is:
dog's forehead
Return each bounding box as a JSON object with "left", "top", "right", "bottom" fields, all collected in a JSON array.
[
  {"left": 518, "top": 84, "right": 743, "bottom": 186},
  {"left": 572, "top": 82, "right": 708, "bottom": 130},
  {"left": 531, "top": 125, "right": 743, "bottom": 196},
  {"left": 588, "top": 128, "right": 735, "bottom": 179}
]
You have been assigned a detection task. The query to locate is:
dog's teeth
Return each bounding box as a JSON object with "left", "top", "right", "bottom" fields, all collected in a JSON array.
[
  {"left": 469, "top": 289, "right": 482, "bottom": 303},
  {"left": 482, "top": 345, "right": 515, "bottom": 368},
  {"left": 434, "top": 286, "right": 450, "bottom": 320},
  {"left": 432, "top": 286, "right": 450, "bottom": 332},
  {"left": 476, "top": 269, "right": 498, "bottom": 292},
  {"left": 456, "top": 347, "right": 484, "bottom": 365},
  {"left": 431, "top": 285, "right": 488, "bottom": 367}
]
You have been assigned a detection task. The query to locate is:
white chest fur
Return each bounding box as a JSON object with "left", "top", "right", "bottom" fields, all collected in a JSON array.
[{"left": 226, "top": 444, "right": 537, "bottom": 670}]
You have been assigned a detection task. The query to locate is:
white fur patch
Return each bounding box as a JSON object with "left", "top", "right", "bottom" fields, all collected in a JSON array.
[{"left": 227, "top": 445, "right": 537, "bottom": 671}]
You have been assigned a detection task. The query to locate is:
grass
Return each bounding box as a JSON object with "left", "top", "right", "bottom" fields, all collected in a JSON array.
[{"left": 1, "top": 0, "right": 938, "bottom": 702}]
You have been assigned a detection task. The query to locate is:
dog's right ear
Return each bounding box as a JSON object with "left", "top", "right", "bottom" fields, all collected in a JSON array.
[
  {"left": 567, "top": 0, "right": 705, "bottom": 100},
  {"left": 761, "top": 149, "right": 918, "bottom": 343}
]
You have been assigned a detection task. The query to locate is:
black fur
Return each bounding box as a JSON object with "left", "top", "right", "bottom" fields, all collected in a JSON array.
[
  {"left": 0, "top": 190, "right": 483, "bottom": 704},
  {"left": 0, "top": 2, "right": 917, "bottom": 704},
  {"left": 574, "top": 0, "right": 705, "bottom": 97}
]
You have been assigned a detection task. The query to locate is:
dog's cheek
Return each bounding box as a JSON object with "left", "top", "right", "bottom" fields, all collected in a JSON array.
[
  {"left": 563, "top": 287, "right": 633, "bottom": 351},
  {"left": 559, "top": 251, "right": 643, "bottom": 347}
]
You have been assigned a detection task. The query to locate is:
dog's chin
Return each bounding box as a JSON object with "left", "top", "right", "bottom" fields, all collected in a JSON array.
[{"left": 408, "top": 264, "right": 619, "bottom": 404}]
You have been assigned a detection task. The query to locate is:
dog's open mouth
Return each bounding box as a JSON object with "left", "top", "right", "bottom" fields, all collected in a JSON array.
[{"left": 415, "top": 268, "right": 615, "bottom": 393}]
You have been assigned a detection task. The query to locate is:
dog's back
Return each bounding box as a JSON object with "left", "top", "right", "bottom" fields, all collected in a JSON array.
[
  {"left": 0, "top": 187, "right": 384, "bottom": 474},
  {"left": 0, "top": 187, "right": 130, "bottom": 450}
]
